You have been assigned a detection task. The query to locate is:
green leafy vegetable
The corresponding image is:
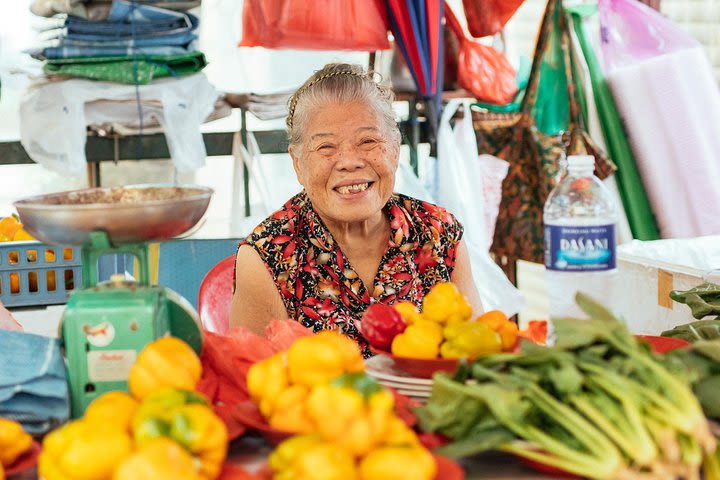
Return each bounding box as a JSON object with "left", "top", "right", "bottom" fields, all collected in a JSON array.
[{"left": 416, "top": 293, "right": 718, "bottom": 479}]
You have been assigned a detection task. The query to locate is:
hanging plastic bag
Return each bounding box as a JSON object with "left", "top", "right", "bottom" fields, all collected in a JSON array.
[
  {"left": 566, "top": 4, "right": 659, "bottom": 241},
  {"left": 239, "top": 0, "right": 390, "bottom": 51},
  {"left": 0, "top": 301, "right": 22, "bottom": 331},
  {"left": 532, "top": 0, "right": 569, "bottom": 135},
  {"left": 462, "top": 0, "right": 525, "bottom": 38},
  {"left": 477, "top": 154, "right": 510, "bottom": 243},
  {"left": 600, "top": 0, "right": 720, "bottom": 238},
  {"left": 445, "top": 6, "right": 518, "bottom": 105},
  {"left": 435, "top": 98, "right": 524, "bottom": 315}
]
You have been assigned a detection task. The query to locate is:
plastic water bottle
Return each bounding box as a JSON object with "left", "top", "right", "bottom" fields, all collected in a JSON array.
[{"left": 544, "top": 155, "right": 619, "bottom": 325}]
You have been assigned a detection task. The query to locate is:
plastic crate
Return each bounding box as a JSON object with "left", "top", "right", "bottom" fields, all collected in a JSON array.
[{"left": 0, "top": 241, "right": 82, "bottom": 308}]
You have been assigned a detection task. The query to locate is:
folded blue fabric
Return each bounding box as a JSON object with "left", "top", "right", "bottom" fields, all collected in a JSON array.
[
  {"left": 42, "top": 43, "right": 195, "bottom": 59},
  {"left": 0, "top": 330, "right": 69, "bottom": 434},
  {"left": 64, "top": 0, "right": 198, "bottom": 37}
]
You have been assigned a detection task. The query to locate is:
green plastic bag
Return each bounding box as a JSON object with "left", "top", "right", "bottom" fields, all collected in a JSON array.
[
  {"left": 532, "top": 2, "right": 569, "bottom": 135},
  {"left": 44, "top": 52, "right": 207, "bottom": 85},
  {"left": 566, "top": 5, "right": 659, "bottom": 240}
]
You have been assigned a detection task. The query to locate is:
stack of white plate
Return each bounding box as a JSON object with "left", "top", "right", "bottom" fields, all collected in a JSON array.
[{"left": 365, "top": 355, "right": 433, "bottom": 403}]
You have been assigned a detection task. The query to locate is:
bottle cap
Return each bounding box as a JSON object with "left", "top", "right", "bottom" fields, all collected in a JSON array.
[{"left": 567, "top": 155, "right": 595, "bottom": 169}]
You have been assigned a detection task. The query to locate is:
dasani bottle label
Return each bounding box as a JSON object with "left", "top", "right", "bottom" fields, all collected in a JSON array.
[{"left": 544, "top": 224, "right": 616, "bottom": 272}]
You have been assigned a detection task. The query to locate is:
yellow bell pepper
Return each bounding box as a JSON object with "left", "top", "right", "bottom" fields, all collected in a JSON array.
[
  {"left": 0, "top": 460, "right": 4, "bottom": 480},
  {"left": 365, "top": 389, "right": 395, "bottom": 442},
  {"left": 113, "top": 438, "right": 201, "bottom": 480},
  {"left": 270, "top": 436, "right": 357, "bottom": 480},
  {"left": 391, "top": 321, "right": 443, "bottom": 359},
  {"left": 128, "top": 337, "right": 202, "bottom": 400},
  {"left": 39, "top": 420, "right": 132, "bottom": 480},
  {"left": 0, "top": 418, "right": 33, "bottom": 467},
  {"left": 306, "top": 374, "right": 394, "bottom": 457},
  {"left": 393, "top": 301, "right": 422, "bottom": 325},
  {"left": 168, "top": 404, "right": 228, "bottom": 480},
  {"left": 314, "top": 330, "right": 365, "bottom": 373},
  {"left": 292, "top": 443, "right": 357, "bottom": 480},
  {"left": 268, "top": 434, "right": 324, "bottom": 474},
  {"left": 246, "top": 353, "right": 289, "bottom": 417},
  {"left": 13, "top": 228, "right": 35, "bottom": 241},
  {"left": 422, "top": 282, "right": 473, "bottom": 324},
  {"left": 440, "top": 321, "right": 502, "bottom": 359},
  {"left": 286, "top": 333, "right": 353, "bottom": 387},
  {"left": 0, "top": 217, "right": 21, "bottom": 241},
  {"left": 268, "top": 385, "right": 313, "bottom": 433},
  {"left": 358, "top": 446, "right": 436, "bottom": 480},
  {"left": 382, "top": 417, "right": 419, "bottom": 447},
  {"left": 133, "top": 388, "right": 208, "bottom": 446},
  {"left": 84, "top": 391, "right": 139, "bottom": 433},
  {"left": 305, "top": 384, "right": 365, "bottom": 441}
]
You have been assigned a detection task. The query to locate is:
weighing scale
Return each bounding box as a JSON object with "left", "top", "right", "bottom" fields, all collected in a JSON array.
[{"left": 15, "top": 184, "right": 213, "bottom": 418}]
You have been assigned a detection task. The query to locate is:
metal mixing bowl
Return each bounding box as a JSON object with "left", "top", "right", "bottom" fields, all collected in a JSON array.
[{"left": 14, "top": 184, "right": 213, "bottom": 246}]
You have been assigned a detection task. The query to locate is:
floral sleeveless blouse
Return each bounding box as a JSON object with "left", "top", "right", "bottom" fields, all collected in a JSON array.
[{"left": 239, "top": 191, "right": 463, "bottom": 357}]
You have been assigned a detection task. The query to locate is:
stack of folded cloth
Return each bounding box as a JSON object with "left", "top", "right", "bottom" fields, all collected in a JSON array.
[
  {"left": 0, "top": 330, "right": 69, "bottom": 434},
  {"left": 31, "top": 0, "right": 201, "bottom": 20},
  {"left": 29, "top": 0, "right": 206, "bottom": 84},
  {"left": 21, "top": 0, "right": 225, "bottom": 175}
]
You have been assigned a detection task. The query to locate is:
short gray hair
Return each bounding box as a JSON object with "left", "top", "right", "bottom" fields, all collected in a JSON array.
[{"left": 286, "top": 63, "right": 400, "bottom": 148}]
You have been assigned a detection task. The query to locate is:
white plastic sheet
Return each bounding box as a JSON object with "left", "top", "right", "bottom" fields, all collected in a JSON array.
[
  {"left": 435, "top": 98, "right": 524, "bottom": 315},
  {"left": 20, "top": 73, "right": 218, "bottom": 175},
  {"left": 600, "top": 0, "right": 720, "bottom": 237}
]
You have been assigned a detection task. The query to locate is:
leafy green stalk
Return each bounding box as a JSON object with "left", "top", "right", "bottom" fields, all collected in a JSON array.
[
  {"left": 643, "top": 416, "right": 681, "bottom": 464},
  {"left": 573, "top": 293, "right": 713, "bottom": 452},
  {"left": 569, "top": 393, "right": 657, "bottom": 466},
  {"left": 426, "top": 374, "right": 628, "bottom": 478},
  {"left": 703, "top": 444, "right": 720, "bottom": 480},
  {"left": 575, "top": 342, "right": 714, "bottom": 456},
  {"left": 605, "top": 346, "right": 715, "bottom": 454},
  {"left": 678, "top": 434, "right": 703, "bottom": 474}
]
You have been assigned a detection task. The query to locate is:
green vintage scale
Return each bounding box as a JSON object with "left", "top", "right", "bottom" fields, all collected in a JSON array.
[{"left": 15, "top": 184, "right": 213, "bottom": 418}]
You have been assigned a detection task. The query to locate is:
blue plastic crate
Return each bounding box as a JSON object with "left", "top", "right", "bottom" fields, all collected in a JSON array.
[{"left": 0, "top": 241, "right": 82, "bottom": 307}]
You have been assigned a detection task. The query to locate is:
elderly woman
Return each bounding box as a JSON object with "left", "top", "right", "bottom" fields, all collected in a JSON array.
[{"left": 230, "top": 63, "right": 481, "bottom": 353}]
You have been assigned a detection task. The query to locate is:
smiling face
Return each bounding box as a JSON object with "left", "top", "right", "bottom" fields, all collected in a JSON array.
[{"left": 290, "top": 101, "right": 400, "bottom": 226}]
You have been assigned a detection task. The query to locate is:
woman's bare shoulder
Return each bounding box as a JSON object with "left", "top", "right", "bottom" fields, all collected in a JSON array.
[
  {"left": 235, "top": 244, "right": 272, "bottom": 282},
  {"left": 231, "top": 244, "right": 288, "bottom": 332}
]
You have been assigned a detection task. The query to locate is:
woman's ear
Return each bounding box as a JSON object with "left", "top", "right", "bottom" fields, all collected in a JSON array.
[{"left": 289, "top": 144, "right": 304, "bottom": 186}]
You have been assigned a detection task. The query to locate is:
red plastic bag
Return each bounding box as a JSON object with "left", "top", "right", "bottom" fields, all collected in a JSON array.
[
  {"left": 197, "top": 320, "right": 314, "bottom": 439},
  {"left": 239, "top": 0, "right": 390, "bottom": 51},
  {"left": 462, "top": 0, "right": 525, "bottom": 38},
  {"left": 445, "top": 6, "right": 518, "bottom": 105}
]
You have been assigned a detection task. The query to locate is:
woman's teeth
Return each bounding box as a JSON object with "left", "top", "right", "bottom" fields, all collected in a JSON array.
[{"left": 336, "top": 183, "right": 369, "bottom": 195}]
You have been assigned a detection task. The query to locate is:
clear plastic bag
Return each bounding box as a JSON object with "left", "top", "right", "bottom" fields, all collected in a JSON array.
[
  {"left": 599, "top": 0, "right": 698, "bottom": 71},
  {"left": 435, "top": 99, "right": 524, "bottom": 315}
]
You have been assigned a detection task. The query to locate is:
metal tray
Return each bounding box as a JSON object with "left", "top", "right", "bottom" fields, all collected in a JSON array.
[{"left": 14, "top": 184, "right": 213, "bottom": 246}]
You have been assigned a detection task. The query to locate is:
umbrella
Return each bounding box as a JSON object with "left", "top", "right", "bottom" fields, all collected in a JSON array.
[{"left": 386, "top": 0, "right": 444, "bottom": 135}]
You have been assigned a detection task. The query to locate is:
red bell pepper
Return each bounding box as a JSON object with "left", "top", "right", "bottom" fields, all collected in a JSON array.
[{"left": 358, "top": 303, "right": 407, "bottom": 351}]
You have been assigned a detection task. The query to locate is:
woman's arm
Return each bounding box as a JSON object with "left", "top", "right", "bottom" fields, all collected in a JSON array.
[
  {"left": 450, "top": 239, "right": 484, "bottom": 316},
  {"left": 229, "top": 245, "right": 289, "bottom": 335}
]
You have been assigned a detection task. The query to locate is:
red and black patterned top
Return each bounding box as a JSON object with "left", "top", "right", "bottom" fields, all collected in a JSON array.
[{"left": 239, "top": 191, "right": 463, "bottom": 356}]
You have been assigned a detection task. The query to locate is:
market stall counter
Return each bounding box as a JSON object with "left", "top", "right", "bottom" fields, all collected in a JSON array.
[{"left": 5, "top": 435, "right": 557, "bottom": 480}]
